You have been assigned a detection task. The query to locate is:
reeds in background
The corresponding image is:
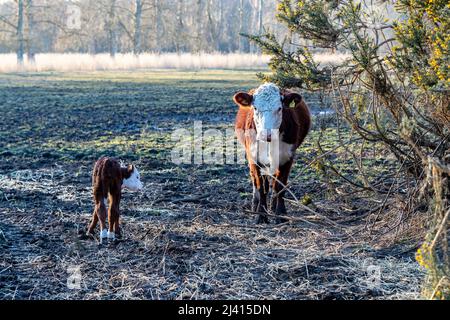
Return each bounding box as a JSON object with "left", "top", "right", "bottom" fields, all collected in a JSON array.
[{"left": 0, "top": 52, "right": 349, "bottom": 72}]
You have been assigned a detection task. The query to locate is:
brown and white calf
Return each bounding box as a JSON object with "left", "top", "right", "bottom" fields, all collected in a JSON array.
[
  {"left": 233, "top": 83, "right": 311, "bottom": 224},
  {"left": 87, "top": 157, "right": 143, "bottom": 241}
]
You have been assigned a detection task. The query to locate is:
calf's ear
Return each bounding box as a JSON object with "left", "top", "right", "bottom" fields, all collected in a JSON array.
[
  {"left": 233, "top": 92, "right": 253, "bottom": 107},
  {"left": 121, "top": 164, "right": 134, "bottom": 179},
  {"left": 282, "top": 92, "right": 302, "bottom": 108}
]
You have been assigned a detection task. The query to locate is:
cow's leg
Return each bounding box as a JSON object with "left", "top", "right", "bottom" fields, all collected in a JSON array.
[
  {"left": 272, "top": 159, "right": 293, "bottom": 224},
  {"left": 86, "top": 203, "right": 99, "bottom": 236},
  {"left": 250, "top": 164, "right": 269, "bottom": 224}
]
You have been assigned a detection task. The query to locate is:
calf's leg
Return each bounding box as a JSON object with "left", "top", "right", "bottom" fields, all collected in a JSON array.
[
  {"left": 97, "top": 200, "right": 108, "bottom": 241},
  {"left": 107, "top": 186, "right": 121, "bottom": 240},
  {"left": 87, "top": 205, "right": 99, "bottom": 236},
  {"left": 108, "top": 197, "right": 121, "bottom": 240},
  {"left": 113, "top": 215, "right": 122, "bottom": 239}
]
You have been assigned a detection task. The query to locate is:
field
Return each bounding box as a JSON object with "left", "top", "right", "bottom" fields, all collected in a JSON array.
[{"left": 0, "top": 70, "right": 424, "bottom": 299}]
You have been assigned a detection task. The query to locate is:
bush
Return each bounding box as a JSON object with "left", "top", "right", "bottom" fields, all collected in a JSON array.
[{"left": 248, "top": 0, "right": 449, "bottom": 299}]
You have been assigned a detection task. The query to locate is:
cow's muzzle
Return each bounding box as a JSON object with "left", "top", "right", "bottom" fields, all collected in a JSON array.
[{"left": 257, "top": 130, "right": 275, "bottom": 142}]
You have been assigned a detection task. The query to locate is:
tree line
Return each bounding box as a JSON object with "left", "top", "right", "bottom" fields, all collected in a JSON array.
[{"left": 0, "top": 0, "right": 289, "bottom": 63}]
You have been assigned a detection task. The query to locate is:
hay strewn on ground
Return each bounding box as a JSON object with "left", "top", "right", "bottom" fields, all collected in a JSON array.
[
  {"left": 0, "top": 166, "right": 423, "bottom": 299},
  {"left": 0, "top": 70, "right": 424, "bottom": 299}
]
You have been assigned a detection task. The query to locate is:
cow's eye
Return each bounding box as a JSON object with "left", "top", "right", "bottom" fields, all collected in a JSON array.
[{"left": 278, "top": 107, "right": 282, "bottom": 112}]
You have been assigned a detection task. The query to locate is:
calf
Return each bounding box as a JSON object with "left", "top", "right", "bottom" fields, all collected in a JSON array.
[
  {"left": 233, "top": 83, "right": 311, "bottom": 224},
  {"left": 87, "top": 157, "right": 143, "bottom": 241}
]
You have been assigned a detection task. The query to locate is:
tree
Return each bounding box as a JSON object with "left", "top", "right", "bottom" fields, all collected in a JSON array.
[
  {"left": 17, "top": 0, "right": 24, "bottom": 64},
  {"left": 248, "top": 0, "right": 449, "bottom": 299},
  {"left": 106, "top": 0, "right": 118, "bottom": 57},
  {"left": 133, "top": 0, "right": 143, "bottom": 54},
  {"left": 253, "top": 0, "right": 264, "bottom": 53},
  {"left": 205, "top": 0, "right": 218, "bottom": 52},
  {"left": 238, "top": 0, "right": 250, "bottom": 52},
  {"left": 175, "top": 0, "right": 184, "bottom": 53},
  {"left": 257, "top": 0, "right": 263, "bottom": 36},
  {"left": 25, "top": 0, "right": 35, "bottom": 63},
  {"left": 151, "top": 0, "right": 161, "bottom": 52},
  {"left": 194, "top": 0, "right": 205, "bottom": 53},
  {"left": 0, "top": 0, "right": 283, "bottom": 55}
]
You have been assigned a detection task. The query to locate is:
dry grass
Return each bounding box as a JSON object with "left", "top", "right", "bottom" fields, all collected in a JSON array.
[
  {"left": 0, "top": 53, "right": 270, "bottom": 72},
  {"left": 0, "top": 166, "right": 424, "bottom": 300},
  {"left": 0, "top": 52, "right": 350, "bottom": 72}
]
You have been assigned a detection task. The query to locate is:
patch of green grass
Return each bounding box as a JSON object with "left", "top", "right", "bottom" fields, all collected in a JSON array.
[
  {"left": 0, "top": 70, "right": 261, "bottom": 169},
  {"left": 40, "top": 131, "right": 171, "bottom": 161},
  {"left": 0, "top": 69, "right": 398, "bottom": 202},
  {"left": 0, "top": 69, "right": 261, "bottom": 89}
]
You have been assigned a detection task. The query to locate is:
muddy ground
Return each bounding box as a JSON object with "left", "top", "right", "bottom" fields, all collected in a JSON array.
[{"left": 0, "top": 70, "right": 424, "bottom": 299}]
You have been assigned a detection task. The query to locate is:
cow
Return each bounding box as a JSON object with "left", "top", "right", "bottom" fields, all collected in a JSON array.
[
  {"left": 233, "top": 83, "right": 311, "bottom": 224},
  {"left": 86, "top": 157, "right": 143, "bottom": 242}
]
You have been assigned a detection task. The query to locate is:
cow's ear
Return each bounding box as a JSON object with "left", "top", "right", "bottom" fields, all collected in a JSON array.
[
  {"left": 127, "top": 164, "right": 134, "bottom": 174},
  {"left": 282, "top": 92, "right": 302, "bottom": 108},
  {"left": 233, "top": 92, "right": 253, "bottom": 107}
]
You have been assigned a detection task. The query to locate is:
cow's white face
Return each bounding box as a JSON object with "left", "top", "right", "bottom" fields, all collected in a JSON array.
[
  {"left": 233, "top": 83, "right": 283, "bottom": 142},
  {"left": 252, "top": 83, "right": 283, "bottom": 142},
  {"left": 122, "top": 166, "right": 143, "bottom": 191}
]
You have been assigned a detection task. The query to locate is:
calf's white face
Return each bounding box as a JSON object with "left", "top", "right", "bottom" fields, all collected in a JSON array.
[{"left": 122, "top": 166, "right": 143, "bottom": 191}]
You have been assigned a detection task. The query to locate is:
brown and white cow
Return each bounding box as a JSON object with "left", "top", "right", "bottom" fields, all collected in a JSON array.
[
  {"left": 87, "top": 157, "right": 143, "bottom": 241},
  {"left": 233, "top": 83, "right": 311, "bottom": 224}
]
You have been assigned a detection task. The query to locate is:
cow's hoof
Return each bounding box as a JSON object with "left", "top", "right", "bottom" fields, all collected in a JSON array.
[
  {"left": 274, "top": 207, "right": 288, "bottom": 224},
  {"left": 275, "top": 217, "right": 288, "bottom": 224},
  {"left": 256, "top": 214, "right": 269, "bottom": 224}
]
